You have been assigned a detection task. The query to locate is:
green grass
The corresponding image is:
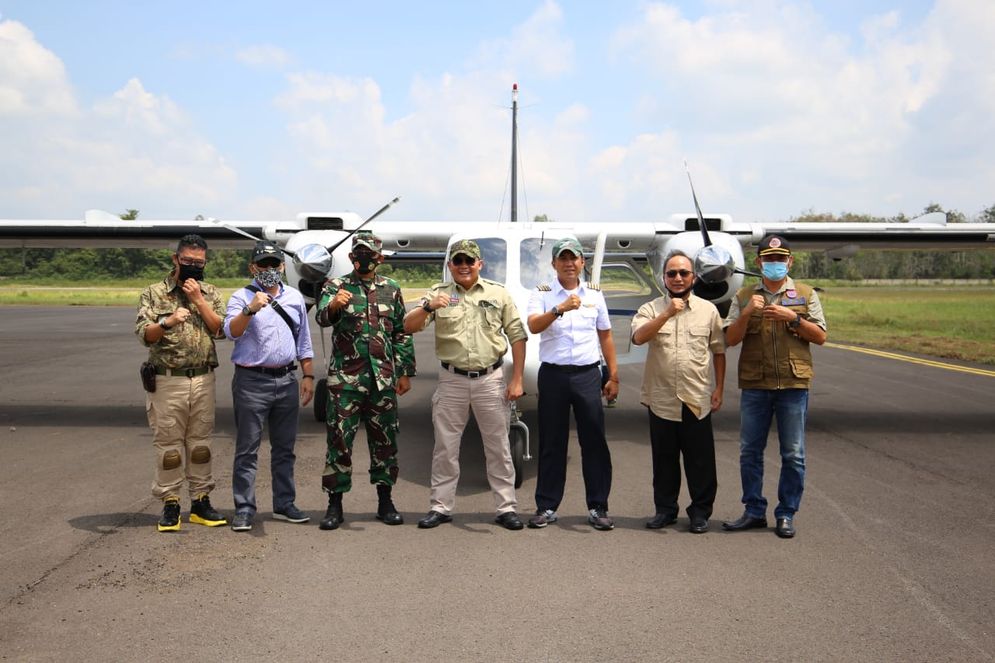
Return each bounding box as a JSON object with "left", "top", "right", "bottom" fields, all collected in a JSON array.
[
  {"left": 817, "top": 285, "right": 995, "bottom": 365},
  {"left": 3, "top": 281, "right": 994, "bottom": 365}
]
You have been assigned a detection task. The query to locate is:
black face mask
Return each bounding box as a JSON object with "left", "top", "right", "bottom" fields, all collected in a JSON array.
[
  {"left": 353, "top": 252, "right": 379, "bottom": 275},
  {"left": 178, "top": 263, "right": 205, "bottom": 282}
]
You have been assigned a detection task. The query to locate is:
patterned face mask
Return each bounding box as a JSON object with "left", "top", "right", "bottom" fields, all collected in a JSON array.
[{"left": 255, "top": 266, "right": 283, "bottom": 288}]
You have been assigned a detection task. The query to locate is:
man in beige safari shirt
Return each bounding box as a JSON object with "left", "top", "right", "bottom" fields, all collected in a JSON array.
[
  {"left": 631, "top": 250, "right": 725, "bottom": 534},
  {"left": 403, "top": 239, "right": 528, "bottom": 531},
  {"left": 136, "top": 234, "right": 227, "bottom": 532}
]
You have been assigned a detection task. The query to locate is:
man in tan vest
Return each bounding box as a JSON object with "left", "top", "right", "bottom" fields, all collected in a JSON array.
[{"left": 721, "top": 235, "right": 826, "bottom": 538}]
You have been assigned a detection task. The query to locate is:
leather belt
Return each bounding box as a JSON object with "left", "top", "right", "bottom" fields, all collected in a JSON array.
[
  {"left": 155, "top": 365, "right": 213, "bottom": 378},
  {"left": 236, "top": 363, "right": 297, "bottom": 377},
  {"left": 542, "top": 361, "right": 600, "bottom": 373},
  {"left": 441, "top": 358, "right": 503, "bottom": 379}
]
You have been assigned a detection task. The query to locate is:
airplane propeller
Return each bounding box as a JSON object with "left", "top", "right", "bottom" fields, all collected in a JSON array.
[{"left": 684, "top": 161, "right": 761, "bottom": 283}]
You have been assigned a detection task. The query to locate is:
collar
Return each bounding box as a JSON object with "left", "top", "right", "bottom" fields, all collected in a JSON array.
[
  {"left": 552, "top": 279, "right": 585, "bottom": 296},
  {"left": 164, "top": 272, "right": 180, "bottom": 292},
  {"left": 252, "top": 279, "right": 285, "bottom": 296},
  {"left": 665, "top": 292, "right": 697, "bottom": 309},
  {"left": 349, "top": 271, "right": 382, "bottom": 287},
  {"left": 453, "top": 279, "right": 482, "bottom": 294}
]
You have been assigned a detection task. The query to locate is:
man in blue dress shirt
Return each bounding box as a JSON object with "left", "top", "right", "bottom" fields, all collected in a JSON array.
[
  {"left": 224, "top": 241, "right": 315, "bottom": 532},
  {"left": 526, "top": 237, "right": 619, "bottom": 531}
]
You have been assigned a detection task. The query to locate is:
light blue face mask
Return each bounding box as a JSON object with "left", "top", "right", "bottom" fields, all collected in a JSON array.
[{"left": 761, "top": 261, "right": 789, "bottom": 280}]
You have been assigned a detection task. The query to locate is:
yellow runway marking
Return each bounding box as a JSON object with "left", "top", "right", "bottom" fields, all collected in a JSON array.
[{"left": 825, "top": 342, "right": 995, "bottom": 378}]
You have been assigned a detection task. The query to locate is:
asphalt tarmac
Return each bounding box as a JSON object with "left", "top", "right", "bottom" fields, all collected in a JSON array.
[{"left": 1, "top": 306, "right": 993, "bottom": 662}]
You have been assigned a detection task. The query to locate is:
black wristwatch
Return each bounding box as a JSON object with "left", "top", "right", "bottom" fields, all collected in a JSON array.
[
  {"left": 421, "top": 300, "right": 434, "bottom": 313},
  {"left": 242, "top": 305, "right": 256, "bottom": 317},
  {"left": 158, "top": 316, "right": 171, "bottom": 330},
  {"left": 788, "top": 313, "right": 802, "bottom": 329},
  {"left": 550, "top": 305, "right": 563, "bottom": 318}
]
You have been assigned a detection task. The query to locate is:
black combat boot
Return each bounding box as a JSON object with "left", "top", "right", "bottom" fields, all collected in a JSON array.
[
  {"left": 376, "top": 484, "right": 403, "bottom": 526},
  {"left": 319, "top": 491, "right": 344, "bottom": 530}
]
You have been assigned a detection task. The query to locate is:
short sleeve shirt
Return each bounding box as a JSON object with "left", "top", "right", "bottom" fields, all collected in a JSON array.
[
  {"left": 527, "top": 281, "right": 610, "bottom": 365},
  {"left": 632, "top": 293, "right": 725, "bottom": 421},
  {"left": 135, "top": 274, "right": 224, "bottom": 369}
]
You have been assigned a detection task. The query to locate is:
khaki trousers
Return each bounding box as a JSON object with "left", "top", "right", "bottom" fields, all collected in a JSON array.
[
  {"left": 429, "top": 369, "right": 517, "bottom": 515},
  {"left": 145, "top": 371, "right": 217, "bottom": 501}
]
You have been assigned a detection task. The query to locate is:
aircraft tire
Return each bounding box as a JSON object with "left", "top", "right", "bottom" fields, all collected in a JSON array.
[
  {"left": 510, "top": 426, "right": 525, "bottom": 489},
  {"left": 314, "top": 377, "right": 328, "bottom": 422}
]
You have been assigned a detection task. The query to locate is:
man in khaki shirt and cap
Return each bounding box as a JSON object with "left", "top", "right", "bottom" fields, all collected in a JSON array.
[
  {"left": 631, "top": 250, "right": 725, "bottom": 534},
  {"left": 404, "top": 239, "right": 528, "bottom": 530}
]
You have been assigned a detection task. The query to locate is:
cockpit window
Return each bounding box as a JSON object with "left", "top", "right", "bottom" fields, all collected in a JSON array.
[
  {"left": 474, "top": 238, "right": 507, "bottom": 284},
  {"left": 519, "top": 237, "right": 558, "bottom": 289}
]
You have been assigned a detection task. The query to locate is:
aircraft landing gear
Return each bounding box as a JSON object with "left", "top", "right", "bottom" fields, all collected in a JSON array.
[{"left": 509, "top": 402, "right": 531, "bottom": 489}]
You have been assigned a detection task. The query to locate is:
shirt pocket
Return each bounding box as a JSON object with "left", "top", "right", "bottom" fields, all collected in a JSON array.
[
  {"left": 687, "top": 325, "right": 711, "bottom": 361},
  {"left": 377, "top": 303, "right": 394, "bottom": 332},
  {"left": 578, "top": 306, "right": 599, "bottom": 330}
]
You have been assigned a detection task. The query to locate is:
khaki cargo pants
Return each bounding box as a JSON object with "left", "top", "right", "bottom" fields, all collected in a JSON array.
[{"left": 146, "top": 372, "right": 217, "bottom": 501}]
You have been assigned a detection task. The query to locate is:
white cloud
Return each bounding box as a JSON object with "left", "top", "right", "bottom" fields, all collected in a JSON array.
[
  {"left": 0, "top": 19, "right": 236, "bottom": 218},
  {"left": 608, "top": 0, "right": 995, "bottom": 219},
  {"left": 0, "top": 20, "right": 76, "bottom": 116},
  {"left": 473, "top": 0, "right": 574, "bottom": 78},
  {"left": 235, "top": 44, "right": 291, "bottom": 68}
]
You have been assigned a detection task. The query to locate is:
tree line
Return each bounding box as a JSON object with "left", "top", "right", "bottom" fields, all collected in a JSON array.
[{"left": 1, "top": 204, "right": 993, "bottom": 282}]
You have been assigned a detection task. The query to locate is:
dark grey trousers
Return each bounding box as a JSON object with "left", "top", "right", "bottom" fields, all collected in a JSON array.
[{"left": 231, "top": 368, "right": 300, "bottom": 515}]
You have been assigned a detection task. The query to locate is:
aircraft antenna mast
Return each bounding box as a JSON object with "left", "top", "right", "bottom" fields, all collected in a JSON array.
[{"left": 511, "top": 83, "right": 518, "bottom": 223}]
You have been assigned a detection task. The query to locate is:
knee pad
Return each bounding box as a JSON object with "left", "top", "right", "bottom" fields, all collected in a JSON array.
[
  {"left": 162, "top": 450, "right": 182, "bottom": 470},
  {"left": 190, "top": 446, "right": 211, "bottom": 464}
]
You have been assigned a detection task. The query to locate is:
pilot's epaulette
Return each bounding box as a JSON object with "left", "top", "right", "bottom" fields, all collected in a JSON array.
[
  {"left": 536, "top": 284, "right": 551, "bottom": 292},
  {"left": 585, "top": 281, "right": 601, "bottom": 291}
]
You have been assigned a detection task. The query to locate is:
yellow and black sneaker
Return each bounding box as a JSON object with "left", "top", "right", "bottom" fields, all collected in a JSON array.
[
  {"left": 189, "top": 494, "right": 228, "bottom": 527},
  {"left": 157, "top": 499, "right": 181, "bottom": 532}
]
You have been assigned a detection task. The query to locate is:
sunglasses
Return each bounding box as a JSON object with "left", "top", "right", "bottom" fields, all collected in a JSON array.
[
  {"left": 178, "top": 258, "right": 206, "bottom": 268},
  {"left": 451, "top": 256, "right": 477, "bottom": 266},
  {"left": 665, "top": 269, "right": 693, "bottom": 278}
]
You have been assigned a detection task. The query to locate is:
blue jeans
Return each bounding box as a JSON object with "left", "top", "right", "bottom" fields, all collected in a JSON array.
[{"left": 738, "top": 389, "right": 808, "bottom": 519}]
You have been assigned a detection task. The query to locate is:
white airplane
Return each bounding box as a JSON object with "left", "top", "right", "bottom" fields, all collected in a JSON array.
[{"left": 3, "top": 85, "right": 995, "bottom": 485}]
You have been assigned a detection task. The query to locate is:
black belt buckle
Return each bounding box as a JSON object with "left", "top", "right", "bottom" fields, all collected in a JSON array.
[
  {"left": 183, "top": 367, "right": 198, "bottom": 378},
  {"left": 466, "top": 369, "right": 482, "bottom": 378}
]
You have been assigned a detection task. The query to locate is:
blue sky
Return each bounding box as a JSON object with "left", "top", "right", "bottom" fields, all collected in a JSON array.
[{"left": 1, "top": 1, "right": 990, "bottom": 223}]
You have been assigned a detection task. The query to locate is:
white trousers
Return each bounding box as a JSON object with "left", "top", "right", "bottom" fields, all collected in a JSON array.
[{"left": 429, "top": 369, "right": 517, "bottom": 515}]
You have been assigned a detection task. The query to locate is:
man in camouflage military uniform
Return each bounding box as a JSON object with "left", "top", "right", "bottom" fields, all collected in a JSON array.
[
  {"left": 136, "top": 234, "right": 228, "bottom": 532},
  {"left": 314, "top": 231, "right": 416, "bottom": 529}
]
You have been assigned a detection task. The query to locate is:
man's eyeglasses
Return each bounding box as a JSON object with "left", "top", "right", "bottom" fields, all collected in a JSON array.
[
  {"left": 178, "top": 258, "right": 207, "bottom": 268},
  {"left": 665, "top": 269, "right": 693, "bottom": 278},
  {"left": 451, "top": 256, "right": 477, "bottom": 266}
]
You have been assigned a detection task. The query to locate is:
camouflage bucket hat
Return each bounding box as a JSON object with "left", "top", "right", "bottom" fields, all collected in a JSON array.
[
  {"left": 448, "top": 239, "right": 482, "bottom": 261},
  {"left": 352, "top": 231, "right": 383, "bottom": 254}
]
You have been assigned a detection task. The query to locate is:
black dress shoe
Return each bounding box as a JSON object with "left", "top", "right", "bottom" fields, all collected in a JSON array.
[
  {"left": 775, "top": 517, "right": 796, "bottom": 539},
  {"left": 689, "top": 518, "right": 709, "bottom": 534},
  {"left": 417, "top": 511, "right": 453, "bottom": 529},
  {"left": 494, "top": 512, "right": 524, "bottom": 530},
  {"left": 722, "top": 513, "right": 768, "bottom": 531},
  {"left": 645, "top": 513, "right": 677, "bottom": 529}
]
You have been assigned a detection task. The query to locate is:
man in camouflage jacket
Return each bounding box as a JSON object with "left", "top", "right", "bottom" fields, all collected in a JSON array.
[
  {"left": 136, "top": 234, "right": 228, "bottom": 532},
  {"left": 314, "top": 231, "right": 416, "bottom": 529}
]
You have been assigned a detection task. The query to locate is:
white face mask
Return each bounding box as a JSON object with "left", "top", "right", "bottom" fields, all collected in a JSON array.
[{"left": 255, "top": 266, "right": 283, "bottom": 288}]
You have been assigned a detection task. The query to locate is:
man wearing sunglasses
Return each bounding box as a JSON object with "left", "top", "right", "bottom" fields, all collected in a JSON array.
[
  {"left": 314, "top": 231, "right": 416, "bottom": 530},
  {"left": 136, "top": 234, "right": 227, "bottom": 532},
  {"left": 722, "top": 235, "right": 827, "bottom": 539},
  {"left": 631, "top": 251, "right": 726, "bottom": 534},
  {"left": 404, "top": 239, "right": 528, "bottom": 530},
  {"left": 526, "top": 237, "right": 619, "bottom": 531},
  {"left": 224, "top": 241, "right": 315, "bottom": 532}
]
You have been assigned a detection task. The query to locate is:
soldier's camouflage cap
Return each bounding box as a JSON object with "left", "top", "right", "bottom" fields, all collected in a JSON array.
[
  {"left": 448, "top": 239, "right": 482, "bottom": 261},
  {"left": 352, "top": 231, "right": 383, "bottom": 254},
  {"left": 551, "top": 237, "right": 583, "bottom": 258}
]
